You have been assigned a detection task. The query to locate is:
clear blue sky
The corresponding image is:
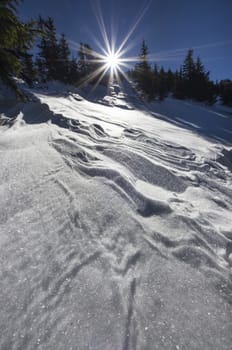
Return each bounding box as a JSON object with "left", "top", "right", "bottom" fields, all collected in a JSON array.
[{"left": 19, "top": 0, "right": 232, "bottom": 81}]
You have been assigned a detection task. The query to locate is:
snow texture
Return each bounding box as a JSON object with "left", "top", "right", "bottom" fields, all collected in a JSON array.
[{"left": 0, "top": 81, "right": 232, "bottom": 350}]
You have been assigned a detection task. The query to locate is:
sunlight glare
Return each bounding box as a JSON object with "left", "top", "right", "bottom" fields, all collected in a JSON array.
[
  {"left": 75, "top": 0, "right": 153, "bottom": 89},
  {"left": 104, "top": 53, "right": 120, "bottom": 69}
]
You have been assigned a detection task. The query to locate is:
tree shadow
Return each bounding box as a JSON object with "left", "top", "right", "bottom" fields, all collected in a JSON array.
[{"left": 147, "top": 98, "right": 232, "bottom": 145}]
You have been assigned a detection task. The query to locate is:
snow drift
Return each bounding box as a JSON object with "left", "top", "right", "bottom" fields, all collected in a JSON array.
[{"left": 0, "top": 81, "right": 232, "bottom": 350}]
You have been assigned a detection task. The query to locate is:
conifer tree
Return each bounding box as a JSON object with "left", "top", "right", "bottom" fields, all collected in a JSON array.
[
  {"left": 158, "top": 67, "right": 167, "bottom": 100},
  {"left": 182, "top": 49, "right": 195, "bottom": 97},
  {"left": 219, "top": 80, "right": 232, "bottom": 106},
  {"left": 193, "top": 56, "right": 216, "bottom": 103},
  {"left": 182, "top": 49, "right": 195, "bottom": 80},
  {"left": 173, "top": 68, "right": 185, "bottom": 99},
  {"left": 68, "top": 57, "right": 79, "bottom": 84},
  {"left": 166, "top": 69, "right": 175, "bottom": 92},
  {"left": 57, "top": 33, "right": 70, "bottom": 83},
  {"left": 193, "top": 56, "right": 208, "bottom": 100},
  {"left": 0, "top": 0, "right": 37, "bottom": 90},
  {"left": 36, "top": 17, "right": 60, "bottom": 81},
  {"left": 77, "top": 43, "right": 89, "bottom": 79},
  {"left": 134, "top": 40, "right": 153, "bottom": 99},
  {"left": 152, "top": 64, "right": 159, "bottom": 98},
  {"left": 20, "top": 52, "right": 37, "bottom": 86}
]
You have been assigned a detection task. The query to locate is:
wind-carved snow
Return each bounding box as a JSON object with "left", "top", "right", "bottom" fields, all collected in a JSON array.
[{"left": 0, "top": 82, "right": 232, "bottom": 349}]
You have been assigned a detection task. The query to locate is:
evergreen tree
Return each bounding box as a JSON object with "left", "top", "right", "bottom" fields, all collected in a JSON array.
[
  {"left": 77, "top": 43, "right": 89, "bottom": 79},
  {"left": 20, "top": 52, "right": 37, "bottom": 86},
  {"left": 173, "top": 67, "right": 185, "bottom": 99},
  {"left": 192, "top": 56, "right": 208, "bottom": 100},
  {"left": 182, "top": 49, "right": 195, "bottom": 98},
  {"left": 207, "top": 80, "right": 217, "bottom": 105},
  {"left": 166, "top": 68, "right": 175, "bottom": 92},
  {"left": 36, "top": 16, "right": 60, "bottom": 81},
  {"left": 68, "top": 57, "right": 79, "bottom": 84},
  {"left": 134, "top": 40, "right": 153, "bottom": 99},
  {"left": 152, "top": 64, "right": 159, "bottom": 98},
  {"left": 57, "top": 33, "right": 70, "bottom": 83},
  {"left": 0, "top": 0, "right": 37, "bottom": 91},
  {"left": 219, "top": 80, "right": 232, "bottom": 106},
  {"left": 158, "top": 67, "right": 168, "bottom": 101},
  {"left": 182, "top": 49, "right": 195, "bottom": 80},
  {"left": 194, "top": 56, "right": 216, "bottom": 103}
]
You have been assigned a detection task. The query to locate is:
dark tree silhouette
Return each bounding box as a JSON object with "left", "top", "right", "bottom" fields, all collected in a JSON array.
[
  {"left": 220, "top": 80, "right": 232, "bottom": 106},
  {"left": 0, "top": 0, "right": 38, "bottom": 91},
  {"left": 36, "top": 17, "right": 60, "bottom": 81},
  {"left": 134, "top": 40, "right": 153, "bottom": 99}
]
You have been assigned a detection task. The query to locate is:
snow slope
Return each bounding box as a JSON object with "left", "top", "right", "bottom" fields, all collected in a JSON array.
[{"left": 0, "top": 82, "right": 232, "bottom": 350}]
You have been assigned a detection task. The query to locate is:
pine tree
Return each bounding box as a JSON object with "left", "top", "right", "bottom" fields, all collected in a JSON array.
[
  {"left": 77, "top": 43, "right": 88, "bottom": 79},
  {"left": 152, "top": 64, "right": 159, "bottom": 98},
  {"left": 166, "top": 69, "right": 174, "bottom": 92},
  {"left": 57, "top": 33, "right": 70, "bottom": 83},
  {"left": 134, "top": 40, "right": 153, "bottom": 99},
  {"left": 36, "top": 17, "right": 60, "bottom": 81},
  {"left": 193, "top": 56, "right": 215, "bottom": 102},
  {"left": 68, "top": 57, "right": 79, "bottom": 84},
  {"left": 182, "top": 49, "right": 195, "bottom": 98},
  {"left": 20, "top": 52, "right": 37, "bottom": 86},
  {"left": 173, "top": 68, "right": 185, "bottom": 99},
  {"left": 182, "top": 49, "right": 195, "bottom": 81},
  {"left": 0, "top": 0, "right": 37, "bottom": 91},
  {"left": 158, "top": 67, "right": 167, "bottom": 101},
  {"left": 219, "top": 80, "right": 232, "bottom": 106}
]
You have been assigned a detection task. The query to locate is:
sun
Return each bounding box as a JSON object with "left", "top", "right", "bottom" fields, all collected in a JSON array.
[
  {"left": 104, "top": 52, "right": 121, "bottom": 70},
  {"left": 75, "top": 1, "right": 152, "bottom": 89}
]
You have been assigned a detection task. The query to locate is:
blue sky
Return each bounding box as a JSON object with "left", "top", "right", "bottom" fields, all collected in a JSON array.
[{"left": 19, "top": 0, "right": 232, "bottom": 81}]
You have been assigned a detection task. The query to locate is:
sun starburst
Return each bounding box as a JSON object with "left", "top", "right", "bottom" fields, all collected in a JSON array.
[
  {"left": 73, "top": 1, "right": 152, "bottom": 91},
  {"left": 104, "top": 52, "right": 121, "bottom": 70}
]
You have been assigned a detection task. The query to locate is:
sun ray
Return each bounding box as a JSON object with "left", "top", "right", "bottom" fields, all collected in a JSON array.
[
  {"left": 77, "top": 64, "right": 107, "bottom": 88},
  {"left": 89, "top": 65, "right": 109, "bottom": 94},
  {"left": 115, "top": 0, "right": 152, "bottom": 56},
  {"left": 92, "top": 1, "right": 111, "bottom": 56}
]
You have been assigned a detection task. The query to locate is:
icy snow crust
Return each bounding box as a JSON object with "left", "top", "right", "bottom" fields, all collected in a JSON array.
[{"left": 0, "top": 82, "right": 232, "bottom": 349}]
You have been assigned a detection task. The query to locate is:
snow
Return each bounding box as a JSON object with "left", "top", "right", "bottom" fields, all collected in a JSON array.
[{"left": 0, "top": 81, "right": 232, "bottom": 349}]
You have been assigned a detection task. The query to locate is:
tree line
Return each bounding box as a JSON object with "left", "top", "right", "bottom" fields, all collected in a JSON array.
[
  {"left": 129, "top": 40, "right": 232, "bottom": 106},
  {"left": 0, "top": 0, "right": 232, "bottom": 106}
]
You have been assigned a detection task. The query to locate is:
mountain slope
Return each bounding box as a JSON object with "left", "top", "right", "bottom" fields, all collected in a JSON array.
[{"left": 0, "top": 82, "right": 232, "bottom": 350}]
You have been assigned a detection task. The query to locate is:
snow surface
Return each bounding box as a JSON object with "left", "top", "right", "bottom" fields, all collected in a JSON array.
[{"left": 0, "top": 81, "right": 232, "bottom": 350}]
